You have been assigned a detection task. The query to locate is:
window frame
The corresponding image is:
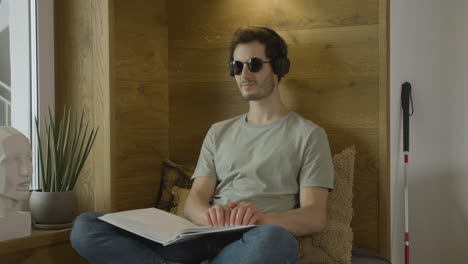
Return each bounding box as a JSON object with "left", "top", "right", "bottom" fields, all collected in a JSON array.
[{"left": 30, "top": 0, "right": 55, "bottom": 190}]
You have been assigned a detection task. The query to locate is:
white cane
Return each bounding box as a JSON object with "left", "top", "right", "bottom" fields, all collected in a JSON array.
[{"left": 401, "top": 82, "right": 413, "bottom": 264}]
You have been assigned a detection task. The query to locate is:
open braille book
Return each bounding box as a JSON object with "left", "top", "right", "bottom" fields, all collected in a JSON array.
[{"left": 98, "top": 208, "right": 255, "bottom": 246}]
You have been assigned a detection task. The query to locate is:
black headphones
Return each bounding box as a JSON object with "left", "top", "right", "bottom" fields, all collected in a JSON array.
[{"left": 229, "top": 26, "right": 290, "bottom": 77}]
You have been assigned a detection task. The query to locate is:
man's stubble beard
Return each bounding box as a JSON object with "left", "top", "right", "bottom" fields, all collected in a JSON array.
[{"left": 239, "top": 74, "right": 275, "bottom": 101}]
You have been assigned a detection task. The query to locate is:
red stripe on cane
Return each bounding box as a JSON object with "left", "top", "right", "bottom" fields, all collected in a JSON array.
[
  {"left": 405, "top": 245, "right": 410, "bottom": 264},
  {"left": 404, "top": 154, "right": 408, "bottom": 163},
  {"left": 405, "top": 232, "right": 409, "bottom": 242}
]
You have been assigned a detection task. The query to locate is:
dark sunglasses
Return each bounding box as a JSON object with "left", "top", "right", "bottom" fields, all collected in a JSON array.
[{"left": 230, "top": 57, "right": 272, "bottom": 75}]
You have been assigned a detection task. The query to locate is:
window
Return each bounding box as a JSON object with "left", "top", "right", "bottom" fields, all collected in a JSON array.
[
  {"left": 0, "top": 0, "right": 54, "bottom": 190},
  {"left": 0, "top": 0, "right": 13, "bottom": 126}
]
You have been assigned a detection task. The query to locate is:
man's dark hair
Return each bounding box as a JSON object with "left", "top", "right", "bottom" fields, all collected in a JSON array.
[{"left": 229, "top": 26, "right": 289, "bottom": 82}]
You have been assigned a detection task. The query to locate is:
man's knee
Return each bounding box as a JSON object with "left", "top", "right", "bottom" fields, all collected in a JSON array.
[
  {"left": 70, "top": 212, "right": 107, "bottom": 253},
  {"left": 255, "top": 224, "right": 296, "bottom": 243},
  {"left": 248, "top": 224, "right": 299, "bottom": 262}
]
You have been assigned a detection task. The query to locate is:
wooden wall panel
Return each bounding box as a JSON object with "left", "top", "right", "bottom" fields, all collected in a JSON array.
[
  {"left": 170, "top": 25, "right": 379, "bottom": 83},
  {"left": 378, "top": 0, "right": 390, "bottom": 257},
  {"left": 55, "top": 0, "right": 169, "bottom": 212},
  {"left": 168, "top": 0, "right": 378, "bottom": 40},
  {"left": 113, "top": 0, "right": 168, "bottom": 211},
  {"left": 92, "top": 0, "right": 113, "bottom": 212},
  {"left": 55, "top": 0, "right": 112, "bottom": 212},
  {"left": 168, "top": 0, "right": 388, "bottom": 257}
]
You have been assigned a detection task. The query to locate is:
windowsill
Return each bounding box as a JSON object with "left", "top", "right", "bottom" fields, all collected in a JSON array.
[{"left": 0, "top": 228, "right": 72, "bottom": 255}]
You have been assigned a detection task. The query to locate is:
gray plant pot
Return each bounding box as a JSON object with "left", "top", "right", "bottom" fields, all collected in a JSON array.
[{"left": 29, "top": 190, "right": 77, "bottom": 229}]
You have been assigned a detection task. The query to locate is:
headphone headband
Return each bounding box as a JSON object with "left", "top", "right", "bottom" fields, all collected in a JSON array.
[{"left": 253, "top": 25, "right": 288, "bottom": 57}]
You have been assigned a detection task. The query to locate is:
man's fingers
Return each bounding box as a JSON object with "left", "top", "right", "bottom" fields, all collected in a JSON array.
[
  {"left": 216, "top": 207, "right": 224, "bottom": 227},
  {"left": 235, "top": 207, "right": 247, "bottom": 225},
  {"left": 230, "top": 207, "right": 238, "bottom": 226},
  {"left": 224, "top": 207, "right": 231, "bottom": 226},
  {"left": 242, "top": 207, "right": 254, "bottom": 225},
  {"left": 204, "top": 212, "right": 213, "bottom": 227},
  {"left": 248, "top": 213, "right": 259, "bottom": 225},
  {"left": 209, "top": 209, "right": 218, "bottom": 227}
]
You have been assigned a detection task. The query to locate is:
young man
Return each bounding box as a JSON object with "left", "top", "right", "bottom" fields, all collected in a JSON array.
[{"left": 71, "top": 26, "right": 334, "bottom": 264}]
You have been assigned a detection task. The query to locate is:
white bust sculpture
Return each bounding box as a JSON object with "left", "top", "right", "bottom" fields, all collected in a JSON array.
[{"left": 0, "top": 126, "right": 32, "bottom": 241}]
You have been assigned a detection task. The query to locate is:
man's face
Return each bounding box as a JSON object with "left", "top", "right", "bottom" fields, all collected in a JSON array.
[
  {"left": 0, "top": 135, "right": 32, "bottom": 201},
  {"left": 233, "top": 41, "right": 277, "bottom": 101}
]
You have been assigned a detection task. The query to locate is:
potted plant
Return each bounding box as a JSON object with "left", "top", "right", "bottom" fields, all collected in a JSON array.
[{"left": 29, "top": 107, "right": 98, "bottom": 229}]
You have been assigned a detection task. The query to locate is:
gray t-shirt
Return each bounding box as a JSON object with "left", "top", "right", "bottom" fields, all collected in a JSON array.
[{"left": 192, "top": 111, "right": 334, "bottom": 213}]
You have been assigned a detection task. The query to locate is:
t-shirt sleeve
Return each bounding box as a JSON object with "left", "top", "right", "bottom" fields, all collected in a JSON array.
[
  {"left": 298, "top": 127, "right": 334, "bottom": 191},
  {"left": 192, "top": 126, "right": 217, "bottom": 180}
]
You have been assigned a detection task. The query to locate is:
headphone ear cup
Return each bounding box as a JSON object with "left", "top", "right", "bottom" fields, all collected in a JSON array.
[
  {"left": 281, "top": 57, "right": 290, "bottom": 75},
  {"left": 273, "top": 57, "right": 290, "bottom": 76},
  {"left": 272, "top": 59, "right": 280, "bottom": 75}
]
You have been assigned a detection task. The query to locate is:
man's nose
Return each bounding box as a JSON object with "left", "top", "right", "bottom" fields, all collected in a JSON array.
[{"left": 240, "top": 63, "right": 254, "bottom": 78}]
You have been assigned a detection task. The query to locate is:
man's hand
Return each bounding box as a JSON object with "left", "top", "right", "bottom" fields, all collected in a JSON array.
[
  {"left": 203, "top": 203, "right": 232, "bottom": 227},
  {"left": 229, "top": 202, "right": 264, "bottom": 226},
  {"left": 202, "top": 202, "right": 262, "bottom": 227}
]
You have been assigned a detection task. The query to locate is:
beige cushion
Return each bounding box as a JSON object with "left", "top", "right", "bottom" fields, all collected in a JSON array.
[
  {"left": 298, "top": 146, "right": 356, "bottom": 264},
  {"left": 163, "top": 146, "right": 356, "bottom": 264}
]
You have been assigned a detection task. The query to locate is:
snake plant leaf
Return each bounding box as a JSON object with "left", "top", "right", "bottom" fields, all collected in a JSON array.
[{"left": 35, "top": 107, "right": 98, "bottom": 192}]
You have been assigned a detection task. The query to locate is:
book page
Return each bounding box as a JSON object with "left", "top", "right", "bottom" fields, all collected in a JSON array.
[
  {"left": 98, "top": 208, "right": 199, "bottom": 244},
  {"left": 165, "top": 226, "right": 255, "bottom": 246},
  {"left": 181, "top": 225, "right": 255, "bottom": 235}
]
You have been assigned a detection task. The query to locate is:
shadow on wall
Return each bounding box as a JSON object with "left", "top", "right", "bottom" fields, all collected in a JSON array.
[
  {"left": 0, "top": 28, "right": 10, "bottom": 86},
  {"left": 443, "top": 171, "right": 468, "bottom": 263},
  {"left": 408, "top": 165, "right": 468, "bottom": 264}
]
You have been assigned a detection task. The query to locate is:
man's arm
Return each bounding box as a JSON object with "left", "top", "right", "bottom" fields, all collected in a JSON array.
[
  {"left": 184, "top": 176, "right": 234, "bottom": 227},
  {"left": 260, "top": 187, "right": 328, "bottom": 237},
  {"left": 183, "top": 176, "right": 215, "bottom": 225},
  {"left": 228, "top": 187, "right": 328, "bottom": 236}
]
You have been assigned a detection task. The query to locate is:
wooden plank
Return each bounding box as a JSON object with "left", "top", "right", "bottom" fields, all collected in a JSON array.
[
  {"left": 114, "top": 127, "right": 168, "bottom": 211},
  {"left": 169, "top": 0, "right": 378, "bottom": 40},
  {"left": 115, "top": 0, "right": 167, "bottom": 82},
  {"left": 0, "top": 242, "right": 85, "bottom": 264},
  {"left": 115, "top": 128, "right": 168, "bottom": 176},
  {"left": 169, "top": 25, "right": 379, "bottom": 83},
  {"left": 55, "top": 0, "right": 98, "bottom": 213},
  {"left": 378, "top": 0, "right": 391, "bottom": 259},
  {"left": 0, "top": 229, "right": 72, "bottom": 255},
  {"left": 92, "top": 0, "right": 113, "bottom": 212},
  {"left": 115, "top": 176, "right": 162, "bottom": 211},
  {"left": 280, "top": 77, "right": 379, "bottom": 129},
  {"left": 115, "top": 81, "right": 169, "bottom": 129},
  {"left": 113, "top": 0, "right": 169, "bottom": 211}
]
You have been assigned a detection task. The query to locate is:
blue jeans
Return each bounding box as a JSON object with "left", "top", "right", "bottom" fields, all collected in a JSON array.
[{"left": 70, "top": 212, "right": 299, "bottom": 264}]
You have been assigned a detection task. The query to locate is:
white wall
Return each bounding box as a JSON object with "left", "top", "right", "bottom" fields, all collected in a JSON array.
[
  {"left": 0, "top": 0, "right": 9, "bottom": 32},
  {"left": 0, "top": 0, "right": 10, "bottom": 85},
  {"left": 390, "top": 0, "right": 468, "bottom": 263},
  {"left": 9, "top": 0, "right": 31, "bottom": 137},
  {"left": 446, "top": 0, "right": 468, "bottom": 262},
  {"left": 0, "top": 28, "right": 10, "bottom": 86}
]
